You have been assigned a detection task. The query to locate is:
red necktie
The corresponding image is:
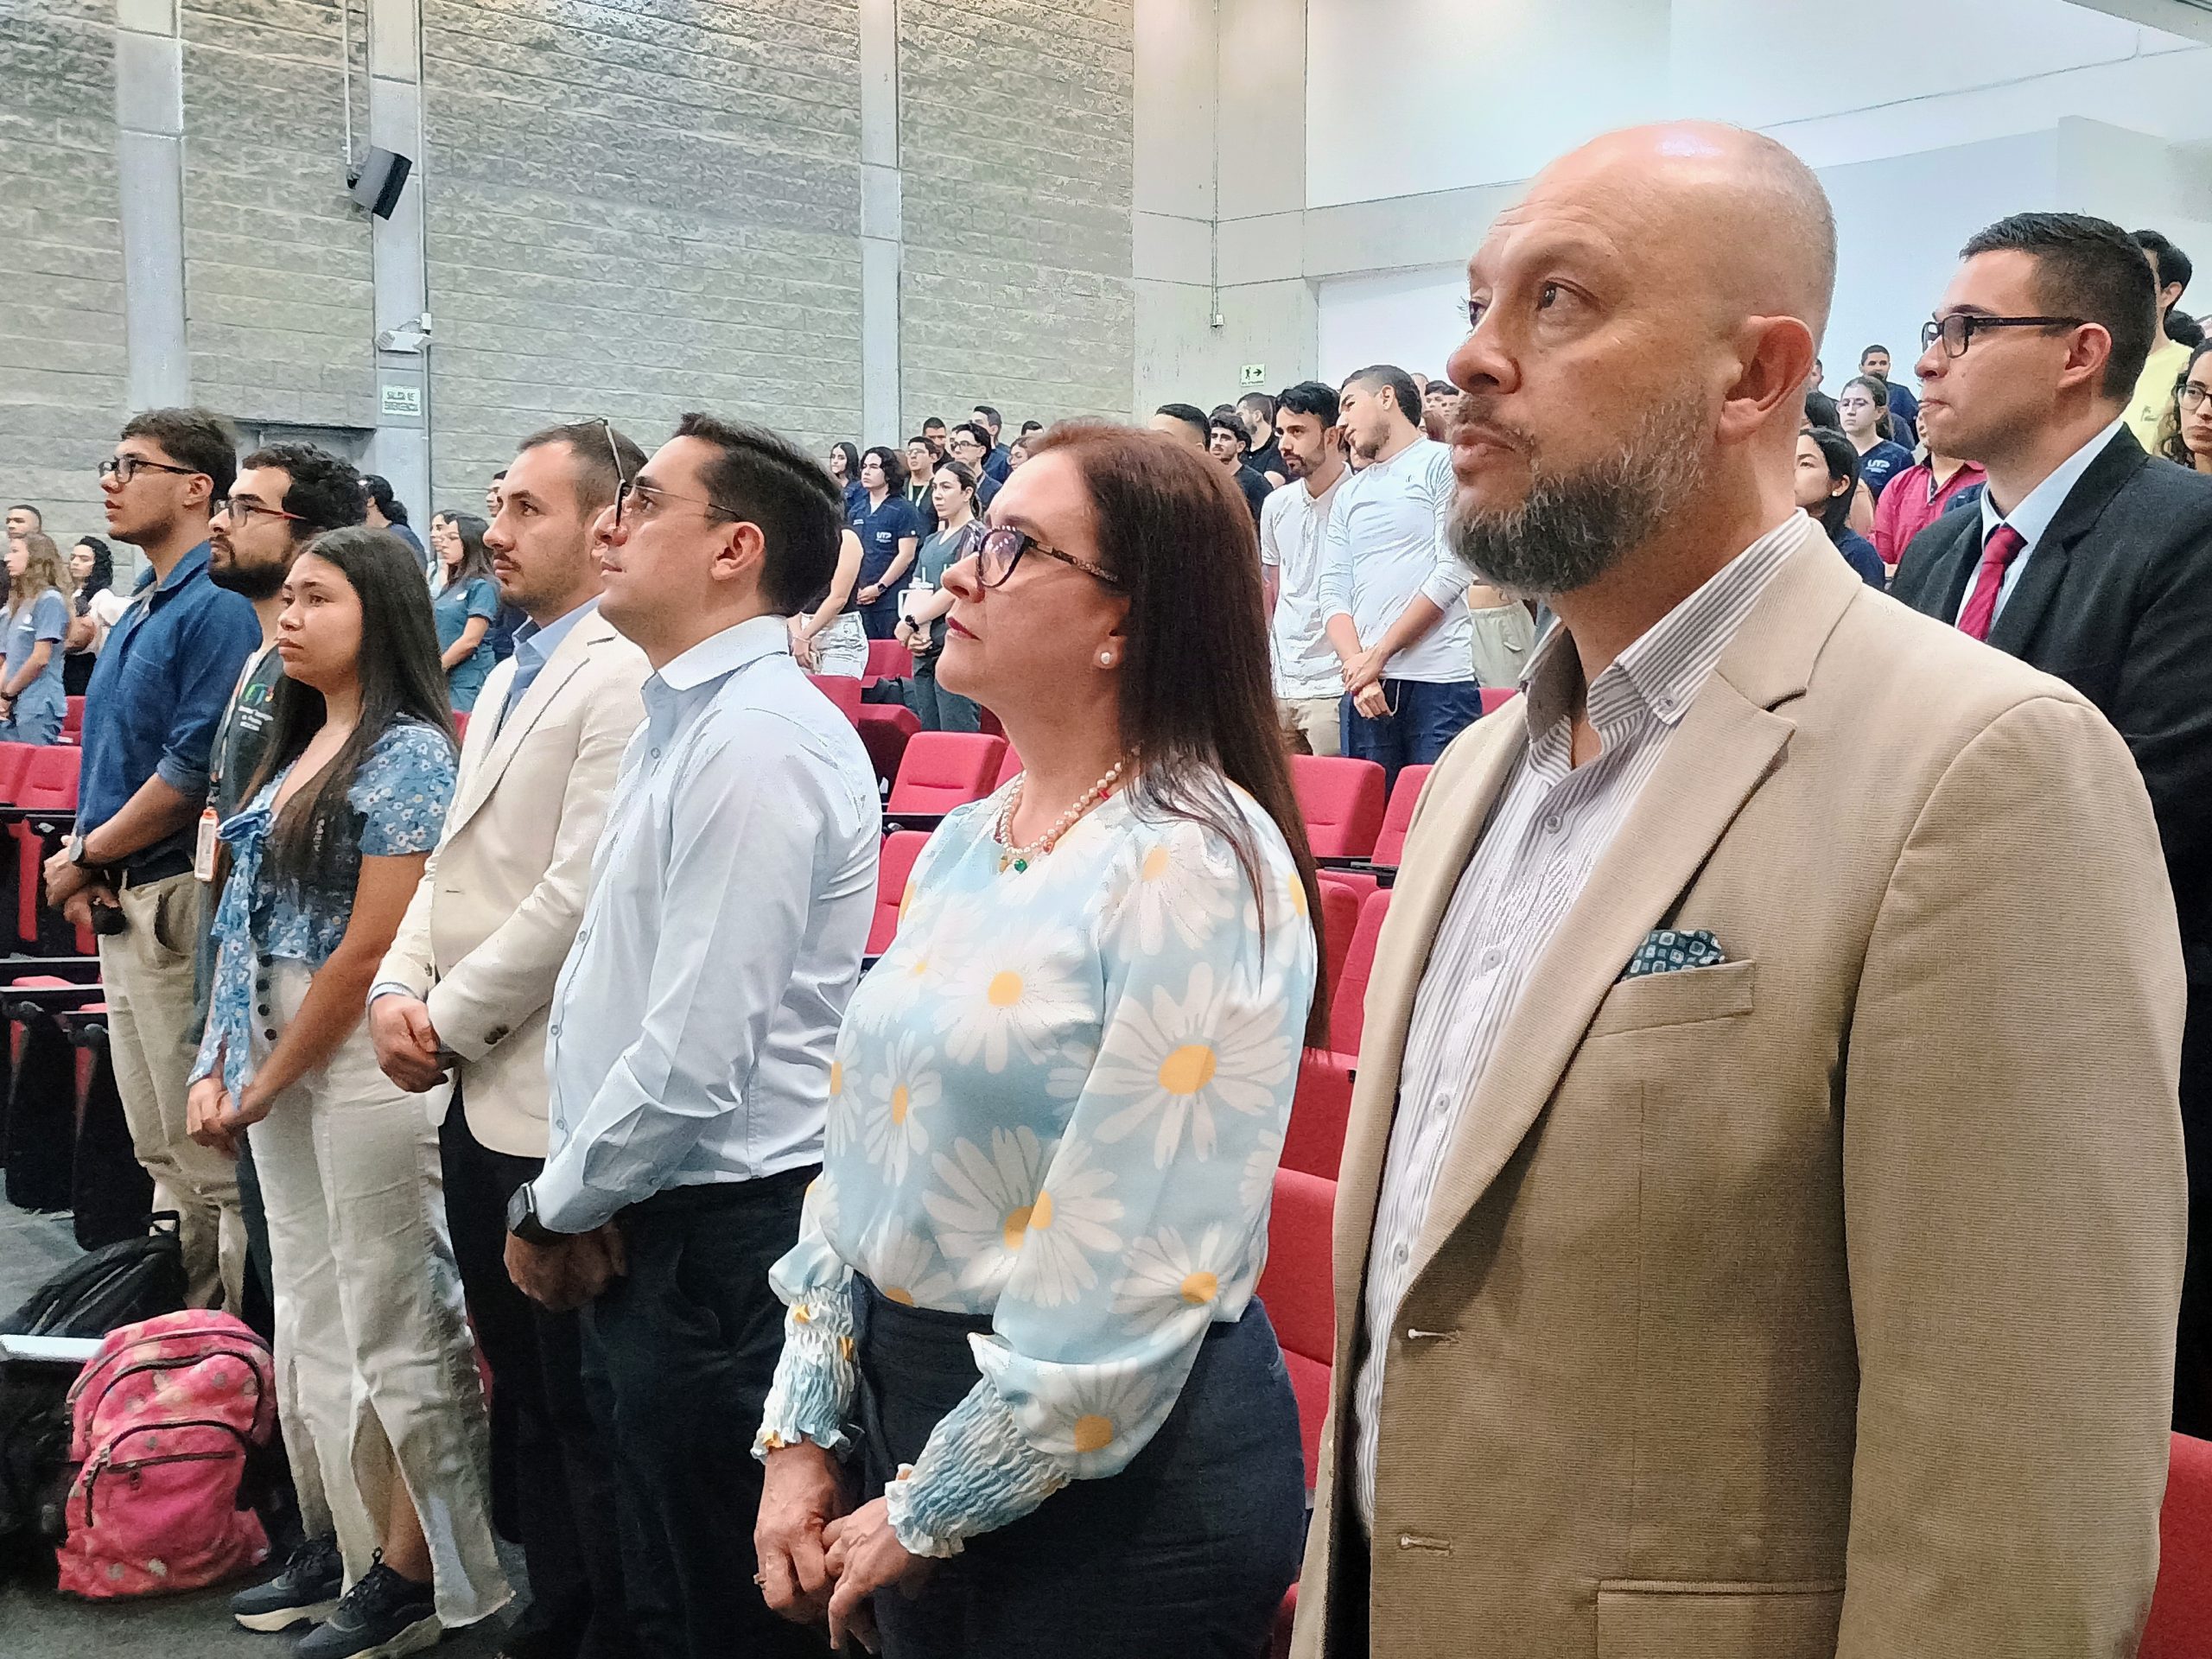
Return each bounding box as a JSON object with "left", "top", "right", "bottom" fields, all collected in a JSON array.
[{"left": 1957, "top": 523, "right": 2024, "bottom": 643}]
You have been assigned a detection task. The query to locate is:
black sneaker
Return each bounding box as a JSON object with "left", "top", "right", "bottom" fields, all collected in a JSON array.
[
  {"left": 294, "top": 1552, "right": 441, "bottom": 1659},
  {"left": 231, "top": 1533, "right": 342, "bottom": 1632}
]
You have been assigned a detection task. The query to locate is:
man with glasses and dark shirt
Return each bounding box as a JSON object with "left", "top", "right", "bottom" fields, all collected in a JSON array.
[
  {"left": 970, "top": 404, "right": 1012, "bottom": 483},
  {"left": 45, "top": 408, "right": 261, "bottom": 1310},
  {"left": 190, "top": 442, "right": 365, "bottom": 1636},
  {"left": 945, "top": 423, "right": 1001, "bottom": 510}
]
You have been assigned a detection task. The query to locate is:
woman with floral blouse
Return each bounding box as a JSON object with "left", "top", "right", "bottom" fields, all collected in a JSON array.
[
  {"left": 754, "top": 424, "right": 1328, "bottom": 1656},
  {"left": 187, "top": 527, "right": 506, "bottom": 1656}
]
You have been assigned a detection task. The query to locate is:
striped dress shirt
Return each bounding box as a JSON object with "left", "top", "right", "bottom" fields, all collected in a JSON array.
[{"left": 1351, "top": 512, "right": 1813, "bottom": 1530}]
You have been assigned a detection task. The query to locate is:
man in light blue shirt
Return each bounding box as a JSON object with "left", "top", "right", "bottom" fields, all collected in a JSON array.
[{"left": 505, "top": 411, "right": 877, "bottom": 1659}]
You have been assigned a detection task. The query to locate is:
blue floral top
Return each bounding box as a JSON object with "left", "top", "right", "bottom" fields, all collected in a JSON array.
[
  {"left": 754, "top": 776, "right": 1317, "bottom": 1558},
  {"left": 191, "top": 720, "right": 455, "bottom": 1096}
]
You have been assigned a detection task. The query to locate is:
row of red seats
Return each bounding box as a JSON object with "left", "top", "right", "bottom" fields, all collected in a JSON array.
[{"left": 0, "top": 741, "right": 86, "bottom": 951}]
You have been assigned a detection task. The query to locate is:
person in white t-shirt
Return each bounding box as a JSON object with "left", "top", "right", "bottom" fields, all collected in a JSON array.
[
  {"left": 1317, "top": 364, "right": 1483, "bottom": 783},
  {"left": 1260, "top": 381, "right": 1351, "bottom": 755}
]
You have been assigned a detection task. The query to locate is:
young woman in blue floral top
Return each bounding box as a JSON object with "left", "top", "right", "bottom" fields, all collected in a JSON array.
[
  {"left": 187, "top": 526, "right": 507, "bottom": 1656},
  {"left": 754, "top": 424, "right": 1330, "bottom": 1657}
]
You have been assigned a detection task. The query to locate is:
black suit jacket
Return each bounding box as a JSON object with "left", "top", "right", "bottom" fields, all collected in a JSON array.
[{"left": 1891, "top": 427, "right": 2212, "bottom": 981}]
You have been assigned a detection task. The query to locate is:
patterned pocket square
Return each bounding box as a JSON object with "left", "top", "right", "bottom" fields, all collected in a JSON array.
[{"left": 1618, "top": 928, "right": 1728, "bottom": 982}]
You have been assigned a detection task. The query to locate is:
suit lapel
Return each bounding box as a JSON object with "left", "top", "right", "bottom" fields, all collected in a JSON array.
[
  {"left": 1985, "top": 429, "right": 2144, "bottom": 657},
  {"left": 444, "top": 613, "right": 607, "bottom": 837},
  {"left": 1399, "top": 539, "right": 1859, "bottom": 1287}
]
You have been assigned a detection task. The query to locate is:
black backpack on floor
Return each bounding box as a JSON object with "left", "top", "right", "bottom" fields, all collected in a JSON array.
[
  {"left": 1, "top": 1213, "right": 187, "bottom": 1338},
  {"left": 0, "top": 1216, "right": 188, "bottom": 1565}
]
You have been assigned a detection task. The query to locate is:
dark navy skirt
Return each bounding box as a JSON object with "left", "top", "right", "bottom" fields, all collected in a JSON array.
[{"left": 852, "top": 1278, "right": 1306, "bottom": 1659}]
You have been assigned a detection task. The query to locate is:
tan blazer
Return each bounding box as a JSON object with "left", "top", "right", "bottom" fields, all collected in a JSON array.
[
  {"left": 378, "top": 606, "right": 648, "bottom": 1157},
  {"left": 1293, "top": 540, "right": 2187, "bottom": 1658}
]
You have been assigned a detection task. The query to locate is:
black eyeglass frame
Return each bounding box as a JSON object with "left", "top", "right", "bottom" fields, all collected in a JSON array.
[{"left": 1920, "top": 314, "right": 2089, "bottom": 359}]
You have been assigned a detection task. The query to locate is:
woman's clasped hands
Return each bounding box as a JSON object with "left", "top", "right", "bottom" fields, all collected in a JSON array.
[{"left": 756, "top": 1440, "right": 934, "bottom": 1654}]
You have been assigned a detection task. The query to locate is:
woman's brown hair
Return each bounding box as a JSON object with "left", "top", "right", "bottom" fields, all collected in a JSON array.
[{"left": 1027, "top": 421, "right": 1330, "bottom": 1047}]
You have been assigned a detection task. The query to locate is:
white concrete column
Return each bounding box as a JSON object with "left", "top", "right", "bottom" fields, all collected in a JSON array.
[
  {"left": 858, "top": 0, "right": 902, "bottom": 444},
  {"left": 113, "top": 0, "right": 188, "bottom": 411},
  {"left": 363, "top": 0, "right": 431, "bottom": 521}
]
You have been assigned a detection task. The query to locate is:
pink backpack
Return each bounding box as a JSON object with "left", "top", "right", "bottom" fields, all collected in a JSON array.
[{"left": 55, "top": 1310, "right": 275, "bottom": 1599}]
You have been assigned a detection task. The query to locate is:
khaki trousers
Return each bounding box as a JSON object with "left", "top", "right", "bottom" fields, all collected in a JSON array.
[
  {"left": 1279, "top": 696, "right": 1343, "bottom": 758},
  {"left": 98, "top": 871, "right": 245, "bottom": 1310}
]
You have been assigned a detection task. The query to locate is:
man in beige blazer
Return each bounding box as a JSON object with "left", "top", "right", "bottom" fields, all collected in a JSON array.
[
  {"left": 371, "top": 419, "right": 651, "bottom": 1659},
  {"left": 1294, "top": 125, "right": 2188, "bottom": 1658}
]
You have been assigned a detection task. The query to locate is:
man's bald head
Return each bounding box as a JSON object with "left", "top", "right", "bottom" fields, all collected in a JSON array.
[
  {"left": 1530, "top": 122, "right": 1835, "bottom": 344},
  {"left": 1444, "top": 123, "right": 1832, "bottom": 600}
]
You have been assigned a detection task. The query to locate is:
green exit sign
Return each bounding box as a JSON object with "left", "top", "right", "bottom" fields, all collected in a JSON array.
[{"left": 1240, "top": 364, "right": 1267, "bottom": 385}]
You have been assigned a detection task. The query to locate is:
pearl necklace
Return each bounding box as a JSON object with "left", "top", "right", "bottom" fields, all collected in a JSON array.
[{"left": 995, "top": 761, "right": 1125, "bottom": 874}]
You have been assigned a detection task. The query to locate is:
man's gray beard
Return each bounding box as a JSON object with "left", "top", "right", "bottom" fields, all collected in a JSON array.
[{"left": 1447, "top": 404, "right": 1705, "bottom": 601}]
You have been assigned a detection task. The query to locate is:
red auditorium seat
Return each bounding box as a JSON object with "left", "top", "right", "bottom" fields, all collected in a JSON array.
[
  {"left": 0, "top": 741, "right": 39, "bottom": 804},
  {"left": 1290, "top": 754, "right": 1386, "bottom": 861},
  {"left": 1479, "top": 685, "right": 1519, "bottom": 716},
  {"left": 1256, "top": 1166, "right": 1336, "bottom": 1492},
  {"left": 809, "top": 674, "right": 864, "bottom": 722},
  {"left": 855, "top": 704, "right": 918, "bottom": 786},
  {"left": 1282, "top": 1051, "right": 1352, "bottom": 1181},
  {"left": 868, "top": 830, "right": 931, "bottom": 957},
  {"left": 863, "top": 638, "right": 912, "bottom": 685},
  {"left": 1331, "top": 887, "right": 1393, "bottom": 1058},
  {"left": 994, "top": 746, "right": 1024, "bottom": 790},
  {"left": 887, "top": 733, "right": 1007, "bottom": 817},
  {"left": 60, "top": 696, "right": 86, "bottom": 742},
  {"left": 1370, "top": 764, "right": 1430, "bottom": 868},
  {"left": 2144, "top": 1431, "right": 2212, "bottom": 1658},
  {"left": 1315, "top": 878, "right": 1359, "bottom": 996},
  {"left": 453, "top": 711, "right": 469, "bottom": 741},
  {"left": 11, "top": 747, "right": 81, "bottom": 947}
]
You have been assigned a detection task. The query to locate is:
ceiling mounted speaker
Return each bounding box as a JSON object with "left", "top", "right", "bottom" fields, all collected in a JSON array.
[{"left": 347, "top": 148, "right": 413, "bottom": 220}]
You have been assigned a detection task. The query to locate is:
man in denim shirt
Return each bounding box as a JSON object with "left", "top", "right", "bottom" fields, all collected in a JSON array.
[{"left": 45, "top": 408, "right": 261, "bottom": 1310}]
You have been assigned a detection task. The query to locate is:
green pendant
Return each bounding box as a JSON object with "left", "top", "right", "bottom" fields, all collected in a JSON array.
[{"left": 1011, "top": 857, "right": 1029, "bottom": 873}]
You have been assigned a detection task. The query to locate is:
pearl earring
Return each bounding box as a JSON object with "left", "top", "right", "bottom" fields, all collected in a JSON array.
[{"left": 1099, "top": 652, "right": 1114, "bottom": 667}]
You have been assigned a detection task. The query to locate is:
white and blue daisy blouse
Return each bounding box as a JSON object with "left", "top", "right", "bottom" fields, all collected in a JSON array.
[{"left": 755, "top": 774, "right": 1317, "bottom": 1558}]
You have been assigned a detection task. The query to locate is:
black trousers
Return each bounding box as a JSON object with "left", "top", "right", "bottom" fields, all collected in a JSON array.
[
  {"left": 2176, "top": 988, "right": 2212, "bottom": 1437},
  {"left": 854, "top": 1279, "right": 1306, "bottom": 1658},
  {"left": 579, "top": 1169, "right": 828, "bottom": 1659},
  {"left": 441, "top": 1103, "right": 636, "bottom": 1659}
]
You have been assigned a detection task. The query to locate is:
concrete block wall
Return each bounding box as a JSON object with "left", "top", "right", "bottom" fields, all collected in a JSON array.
[
  {"left": 180, "top": 0, "right": 377, "bottom": 433},
  {"left": 0, "top": 0, "right": 129, "bottom": 548},
  {"left": 0, "top": 0, "right": 1144, "bottom": 536},
  {"left": 899, "top": 0, "right": 1135, "bottom": 435},
  {"left": 421, "top": 0, "right": 868, "bottom": 504}
]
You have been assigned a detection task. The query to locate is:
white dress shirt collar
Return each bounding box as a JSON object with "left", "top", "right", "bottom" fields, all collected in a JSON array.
[
  {"left": 1978, "top": 416, "right": 2125, "bottom": 556},
  {"left": 652, "top": 612, "right": 791, "bottom": 696}
]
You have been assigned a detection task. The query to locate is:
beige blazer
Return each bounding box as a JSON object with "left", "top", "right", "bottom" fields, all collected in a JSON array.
[
  {"left": 1292, "top": 540, "right": 2187, "bottom": 1658},
  {"left": 378, "top": 606, "right": 648, "bottom": 1158}
]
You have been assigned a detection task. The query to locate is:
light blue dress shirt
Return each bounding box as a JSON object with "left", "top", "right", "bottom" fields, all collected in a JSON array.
[
  {"left": 494, "top": 598, "right": 595, "bottom": 736},
  {"left": 534, "top": 614, "right": 881, "bottom": 1234},
  {"left": 1959, "top": 417, "right": 2125, "bottom": 627}
]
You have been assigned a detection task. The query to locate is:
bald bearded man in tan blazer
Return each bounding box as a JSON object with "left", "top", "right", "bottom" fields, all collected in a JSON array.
[{"left": 1292, "top": 125, "right": 2187, "bottom": 1659}]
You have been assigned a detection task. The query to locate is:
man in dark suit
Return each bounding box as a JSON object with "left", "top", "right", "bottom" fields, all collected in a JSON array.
[{"left": 1893, "top": 211, "right": 2212, "bottom": 1433}]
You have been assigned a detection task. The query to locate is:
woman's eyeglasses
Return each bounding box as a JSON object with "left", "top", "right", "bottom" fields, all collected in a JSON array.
[
  {"left": 2180, "top": 383, "right": 2211, "bottom": 412},
  {"left": 974, "top": 524, "right": 1122, "bottom": 589}
]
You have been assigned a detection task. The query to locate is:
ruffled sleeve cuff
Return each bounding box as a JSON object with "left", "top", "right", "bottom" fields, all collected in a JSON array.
[
  {"left": 880, "top": 1370, "right": 1071, "bottom": 1558},
  {"left": 752, "top": 1281, "right": 858, "bottom": 1460}
]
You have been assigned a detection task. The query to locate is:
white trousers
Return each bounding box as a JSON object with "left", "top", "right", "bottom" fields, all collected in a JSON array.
[{"left": 247, "top": 960, "right": 509, "bottom": 1627}]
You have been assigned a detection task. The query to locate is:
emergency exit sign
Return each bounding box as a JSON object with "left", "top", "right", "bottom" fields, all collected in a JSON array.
[
  {"left": 380, "top": 382, "right": 422, "bottom": 418},
  {"left": 1240, "top": 364, "right": 1267, "bottom": 385}
]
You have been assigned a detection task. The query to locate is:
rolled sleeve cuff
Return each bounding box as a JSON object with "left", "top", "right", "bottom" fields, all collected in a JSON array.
[
  {"left": 368, "top": 981, "right": 418, "bottom": 1007},
  {"left": 1418, "top": 561, "right": 1473, "bottom": 609},
  {"left": 155, "top": 753, "right": 211, "bottom": 799}
]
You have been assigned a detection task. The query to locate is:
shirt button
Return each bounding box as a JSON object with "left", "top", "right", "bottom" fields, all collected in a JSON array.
[
  {"left": 1542, "top": 813, "right": 1563, "bottom": 834},
  {"left": 1479, "top": 947, "right": 1503, "bottom": 972},
  {"left": 649, "top": 747, "right": 661, "bottom": 760},
  {"left": 262, "top": 1027, "right": 276, "bottom": 1041}
]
